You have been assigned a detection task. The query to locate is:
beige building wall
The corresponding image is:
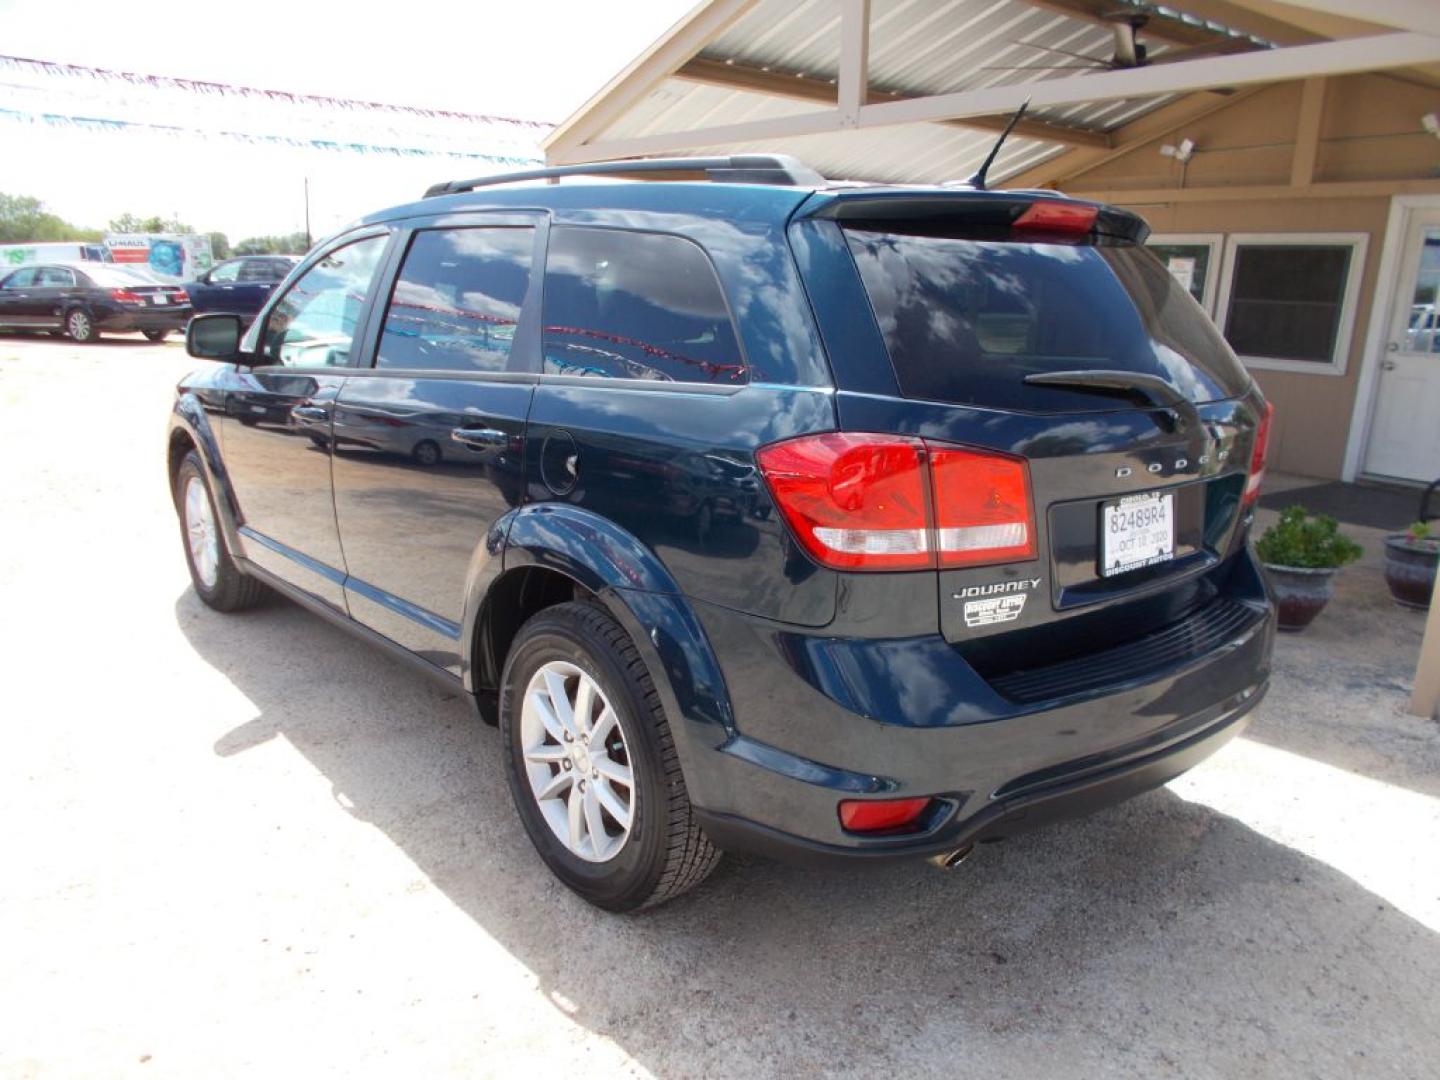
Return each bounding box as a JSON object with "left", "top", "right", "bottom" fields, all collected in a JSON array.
[{"left": 1049, "top": 74, "right": 1440, "bottom": 480}]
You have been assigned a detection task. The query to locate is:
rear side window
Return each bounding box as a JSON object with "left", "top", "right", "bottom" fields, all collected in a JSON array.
[
  {"left": 845, "top": 230, "right": 1250, "bottom": 412},
  {"left": 377, "top": 227, "right": 533, "bottom": 373},
  {"left": 542, "top": 227, "right": 745, "bottom": 384}
]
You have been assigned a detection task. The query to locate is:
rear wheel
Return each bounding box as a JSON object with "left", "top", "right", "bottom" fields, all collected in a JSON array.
[
  {"left": 143, "top": 329, "right": 169, "bottom": 342},
  {"left": 175, "top": 450, "right": 266, "bottom": 612},
  {"left": 64, "top": 308, "right": 98, "bottom": 343},
  {"left": 500, "top": 602, "right": 720, "bottom": 912}
]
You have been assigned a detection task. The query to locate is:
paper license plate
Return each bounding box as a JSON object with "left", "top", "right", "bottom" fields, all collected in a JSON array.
[{"left": 1101, "top": 491, "right": 1175, "bottom": 577}]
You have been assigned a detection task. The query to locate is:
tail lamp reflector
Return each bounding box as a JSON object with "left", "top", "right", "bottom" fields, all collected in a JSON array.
[
  {"left": 1243, "top": 400, "right": 1275, "bottom": 506},
  {"left": 838, "top": 797, "right": 933, "bottom": 833},
  {"left": 1012, "top": 201, "right": 1098, "bottom": 236},
  {"left": 756, "top": 434, "right": 1035, "bottom": 572}
]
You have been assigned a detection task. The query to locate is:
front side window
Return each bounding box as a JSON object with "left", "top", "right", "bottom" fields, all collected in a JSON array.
[
  {"left": 262, "top": 235, "right": 387, "bottom": 368},
  {"left": 377, "top": 227, "right": 533, "bottom": 372},
  {"left": 541, "top": 227, "right": 745, "bottom": 384},
  {"left": 2, "top": 268, "right": 37, "bottom": 289}
]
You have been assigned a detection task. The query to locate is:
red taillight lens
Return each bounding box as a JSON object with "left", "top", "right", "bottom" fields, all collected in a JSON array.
[
  {"left": 1243, "top": 401, "right": 1275, "bottom": 506},
  {"left": 838, "top": 797, "right": 933, "bottom": 834},
  {"left": 171, "top": 288, "right": 189, "bottom": 303},
  {"left": 110, "top": 288, "right": 144, "bottom": 303},
  {"left": 756, "top": 434, "right": 1036, "bottom": 572},
  {"left": 1012, "top": 201, "right": 1098, "bottom": 236},
  {"left": 755, "top": 433, "right": 931, "bottom": 570},
  {"left": 930, "top": 447, "right": 1035, "bottom": 567}
]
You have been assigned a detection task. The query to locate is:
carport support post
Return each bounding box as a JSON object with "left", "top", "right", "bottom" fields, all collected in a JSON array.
[{"left": 1413, "top": 575, "right": 1440, "bottom": 719}]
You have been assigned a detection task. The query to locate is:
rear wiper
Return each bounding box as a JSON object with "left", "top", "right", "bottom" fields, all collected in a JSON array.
[{"left": 1022, "top": 369, "right": 1200, "bottom": 432}]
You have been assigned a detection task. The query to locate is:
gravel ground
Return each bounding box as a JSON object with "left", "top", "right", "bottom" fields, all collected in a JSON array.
[{"left": 2, "top": 335, "right": 1438, "bottom": 1079}]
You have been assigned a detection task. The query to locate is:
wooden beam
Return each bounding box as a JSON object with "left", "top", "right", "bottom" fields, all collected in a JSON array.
[
  {"left": 543, "top": 0, "right": 758, "bottom": 157},
  {"left": 1264, "top": 0, "right": 1440, "bottom": 37},
  {"left": 1290, "top": 76, "right": 1327, "bottom": 186},
  {"left": 1003, "top": 86, "right": 1268, "bottom": 187},
  {"left": 857, "top": 32, "right": 1440, "bottom": 129},
  {"left": 1065, "top": 177, "right": 1440, "bottom": 202},
  {"left": 838, "top": 0, "right": 870, "bottom": 127},
  {"left": 674, "top": 58, "right": 1112, "bottom": 148}
]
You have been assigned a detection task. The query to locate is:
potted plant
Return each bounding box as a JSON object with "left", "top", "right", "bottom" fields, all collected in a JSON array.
[
  {"left": 1384, "top": 521, "right": 1439, "bottom": 610},
  {"left": 1255, "top": 506, "right": 1363, "bottom": 631}
]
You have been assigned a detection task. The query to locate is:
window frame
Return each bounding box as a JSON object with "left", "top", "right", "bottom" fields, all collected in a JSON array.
[
  {"left": 1214, "top": 231, "right": 1369, "bottom": 376},
  {"left": 1146, "top": 233, "right": 1222, "bottom": 315},
  {"left": 371, "top": 220, "right": 544, "bottom": 377},
  {"left": 538, "top": 223, "right": 749, "bottom": 388},
  {"left": 253, "top": 228, "right": 397, "bottom": 372}
]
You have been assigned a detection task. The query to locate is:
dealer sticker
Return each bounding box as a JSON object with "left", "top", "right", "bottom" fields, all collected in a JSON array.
[{"left": 963, "top": 594, "right": 1027, "bottom": 628}]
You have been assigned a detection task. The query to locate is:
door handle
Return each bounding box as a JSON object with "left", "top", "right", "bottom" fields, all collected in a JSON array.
[
  {"left": 292, "top": 405, "right": 329, "bottom": 420},
  {"left": 451, "top": 426, "right": 508, "bottom": 448}
]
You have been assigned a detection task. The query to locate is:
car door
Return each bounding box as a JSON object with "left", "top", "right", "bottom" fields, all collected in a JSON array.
[
  {"left": 30, "top": 266, "right": 77, "bottom": 328},
  {"left": 0, "top": 267, "right": 41, "bottom": 326},
  {"left": 331, "top": 214, "right": 543, "bottom": 674},
  {"left": 219, "top": 230, "right": 393, "bottom": 610},
  {"left": 191, "top": 259, "right": 242, "bottom": 314}
]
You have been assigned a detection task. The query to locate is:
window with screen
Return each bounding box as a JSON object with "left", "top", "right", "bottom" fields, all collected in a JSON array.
[
  {"left": 377, "top": 227, "right": 533, "bottom": 373},
  {"left": 541, "top": 227, "right": 745, "bottom": 384},
  {"left": 1220, "top": 239, "right": 1361, "bottom": 367}
]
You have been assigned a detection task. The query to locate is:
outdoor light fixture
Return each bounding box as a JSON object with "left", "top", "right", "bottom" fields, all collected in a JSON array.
[
  {"left": 1160, "top": 138, "right": 1196, "bottom": 163},
  {"left": 1422, "top": 113, "right": 1440, "bottom": 140}
]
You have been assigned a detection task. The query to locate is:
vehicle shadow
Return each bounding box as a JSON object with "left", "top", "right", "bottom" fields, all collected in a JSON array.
[
  {"left": 0, "top": 330, "right": 162, "bottom": 347},
  {"left": 179, "top": 589, "right": 1440, "bottom": 1077}
]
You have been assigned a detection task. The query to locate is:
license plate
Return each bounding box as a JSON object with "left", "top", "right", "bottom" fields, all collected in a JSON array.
[
  {"left": 1101, "top": 491, "right": 1175, "bottom": 577},
  {"left": 152, "top": 294, "right": 168, "bottom": 304}
]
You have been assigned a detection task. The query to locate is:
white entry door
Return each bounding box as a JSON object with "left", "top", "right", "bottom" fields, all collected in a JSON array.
[{"left": 1365, "top": 211, "right": 1440, "bottom": 482}]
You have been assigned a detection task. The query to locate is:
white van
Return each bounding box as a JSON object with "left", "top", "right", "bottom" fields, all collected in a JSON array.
[{"left": 0, "top": 242, "right": 114, "bottom": 270}]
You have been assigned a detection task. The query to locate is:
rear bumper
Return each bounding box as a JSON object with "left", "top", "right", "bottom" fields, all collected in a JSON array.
[
  {"left": 98, "top": 308, "right": 191, "bottom": 332},
  {"left": 682, "top": 550, "right": 1274, "bottom": 862}
]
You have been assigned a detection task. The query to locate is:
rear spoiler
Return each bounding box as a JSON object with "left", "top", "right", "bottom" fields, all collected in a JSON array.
[{"left": 799, "top": 191, "right": 1149, "bottom": 245}]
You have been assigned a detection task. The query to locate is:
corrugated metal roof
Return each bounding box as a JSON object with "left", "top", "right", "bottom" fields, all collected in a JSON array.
[{"left": 585, "top": 0, "right": 1260, "bottom": 184}]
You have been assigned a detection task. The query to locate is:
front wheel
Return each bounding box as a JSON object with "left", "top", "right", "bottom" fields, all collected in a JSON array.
[
  {"left": 175, "top": 450, "right": 267, "bottom": 612},
  {"left": 143, "top": 329, "right": 169, "bottom": 343},
  {"left": 500, "top": 602, "right": 720, "bottom": 912},
  {"left": 65, "top": 308, "right": 98, "bottom": 343}
]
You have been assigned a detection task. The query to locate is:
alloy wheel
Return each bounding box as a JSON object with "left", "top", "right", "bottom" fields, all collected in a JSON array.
[
  {"left": 520, "top": 660, "right": 634, "bottom": 862},
  {"left": 183, "top": 475, "right": 220, "bottom": 589}
]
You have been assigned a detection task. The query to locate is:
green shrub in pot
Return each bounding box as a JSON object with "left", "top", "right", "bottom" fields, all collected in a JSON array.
[
  {"left": 1255, "top": 507, "right": 1363, "bottom": 631},
  {"left": 1384, "top": 521, "right": 1439, "bottom": 610}
]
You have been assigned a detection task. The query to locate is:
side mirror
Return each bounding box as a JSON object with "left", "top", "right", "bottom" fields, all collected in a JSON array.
[{"left": 187, "top": 313, "right": 245, "bottom": 360}]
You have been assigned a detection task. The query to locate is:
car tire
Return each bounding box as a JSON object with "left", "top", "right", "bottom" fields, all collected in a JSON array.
[
  {"left": 64, "top": 308, "right": 98, "bottom": 343},
  {"left": 143, "top": 329, "right": 169, "bottom": 342},
  {"left": 412, "top": 439, "right": 441, "bottom": 466},
  {"left": 500, "top": 601, "right": 720, "bottom": 912},
  {"left": 175, "top": 450, "right": 267, "bottom": 612}
]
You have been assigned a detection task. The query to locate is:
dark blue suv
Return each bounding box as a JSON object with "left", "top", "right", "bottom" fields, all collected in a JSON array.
[{"left": 169, "top": 155, "right": 1275, "bottom": 911}]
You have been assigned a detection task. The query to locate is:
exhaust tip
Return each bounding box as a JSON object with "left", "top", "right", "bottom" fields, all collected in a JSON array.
[{"left": 928, "top": 845, "right": 974, "bottom": 870}]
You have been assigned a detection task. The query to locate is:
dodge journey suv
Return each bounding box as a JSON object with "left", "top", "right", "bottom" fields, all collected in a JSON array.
[{"left": 170, "top": 154, "right": 1275, "bottom": 911}]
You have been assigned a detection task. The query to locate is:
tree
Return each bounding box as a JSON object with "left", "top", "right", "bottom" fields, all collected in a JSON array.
[
  {"left": 0, "top": 193, "right": 102, "bottom": 243},
  {"left": 108, "top": 212, "right": 192, "bottom": 235},
  {"left": 234, "top": 232, "right": 311, "bottom": 255},
  {"left": 207, "top": 231, "right": 232, "bottom": 260}
]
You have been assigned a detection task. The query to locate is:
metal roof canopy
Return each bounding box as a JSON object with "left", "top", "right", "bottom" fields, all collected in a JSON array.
[{"left": 543, "top": 0, "right": 1440, "bottom": 186}]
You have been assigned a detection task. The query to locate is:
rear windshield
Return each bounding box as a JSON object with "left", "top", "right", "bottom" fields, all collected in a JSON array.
[{"left": 844, "top": 229, "right": 1250, "bottom": 412}]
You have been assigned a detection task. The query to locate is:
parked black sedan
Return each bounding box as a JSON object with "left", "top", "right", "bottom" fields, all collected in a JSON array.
[
  {"left": 187, "top": 256, "right": 299, "bottom": 321},
  {"left": 0, "top": 263, "right": 191, "bottom": 342}
]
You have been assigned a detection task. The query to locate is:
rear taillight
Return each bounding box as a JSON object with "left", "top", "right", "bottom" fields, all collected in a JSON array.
[
  {"left": 110, "top": 288, "right": 144, "bottom": 303},
  {"left": 838, "top": 797, "right": 933, "bottom": 834},
  {"left": 1012, "top": 201, "right": 1098, "bottom": 236},
  {"left": 170, "top": 288, "right": 189, "bottom": 303},
  {"left": 756, "top": 434, "right": 1036, "bottom": 572},
  {"left": 1243, "top": 401, "right": 1275, "bottom": 506}
]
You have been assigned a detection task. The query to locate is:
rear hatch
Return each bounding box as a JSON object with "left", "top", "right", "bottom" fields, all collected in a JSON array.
[{"left": 784, "top": 190, "right": 1271, "bottom": 690}]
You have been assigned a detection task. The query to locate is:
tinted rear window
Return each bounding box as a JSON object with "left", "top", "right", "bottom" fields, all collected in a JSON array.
[{"left": 845, "top": 230, "right": 1249, "bottom": 412}]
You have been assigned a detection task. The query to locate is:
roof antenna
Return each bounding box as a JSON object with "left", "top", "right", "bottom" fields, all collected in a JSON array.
[{"left": 964, "top": 98, "right": 1031, "bottom": 190}]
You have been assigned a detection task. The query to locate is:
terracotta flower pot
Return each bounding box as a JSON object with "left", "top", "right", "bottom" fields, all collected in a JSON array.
[
  {"left": 1262, "top": 563, "right": 1338, "bottom": 632},
  {"left": 1383, "top": 536, "right": 1439, "bottom": 610}
]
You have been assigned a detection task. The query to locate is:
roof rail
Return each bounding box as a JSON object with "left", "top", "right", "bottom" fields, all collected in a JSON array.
[{"left": 423, "top": 154, "right": 825, "bottom": 198}]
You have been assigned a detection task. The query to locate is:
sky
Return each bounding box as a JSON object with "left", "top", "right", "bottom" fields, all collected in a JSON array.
[{"left": 0, "top": 0, "right": 697, "bottom": 241}]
